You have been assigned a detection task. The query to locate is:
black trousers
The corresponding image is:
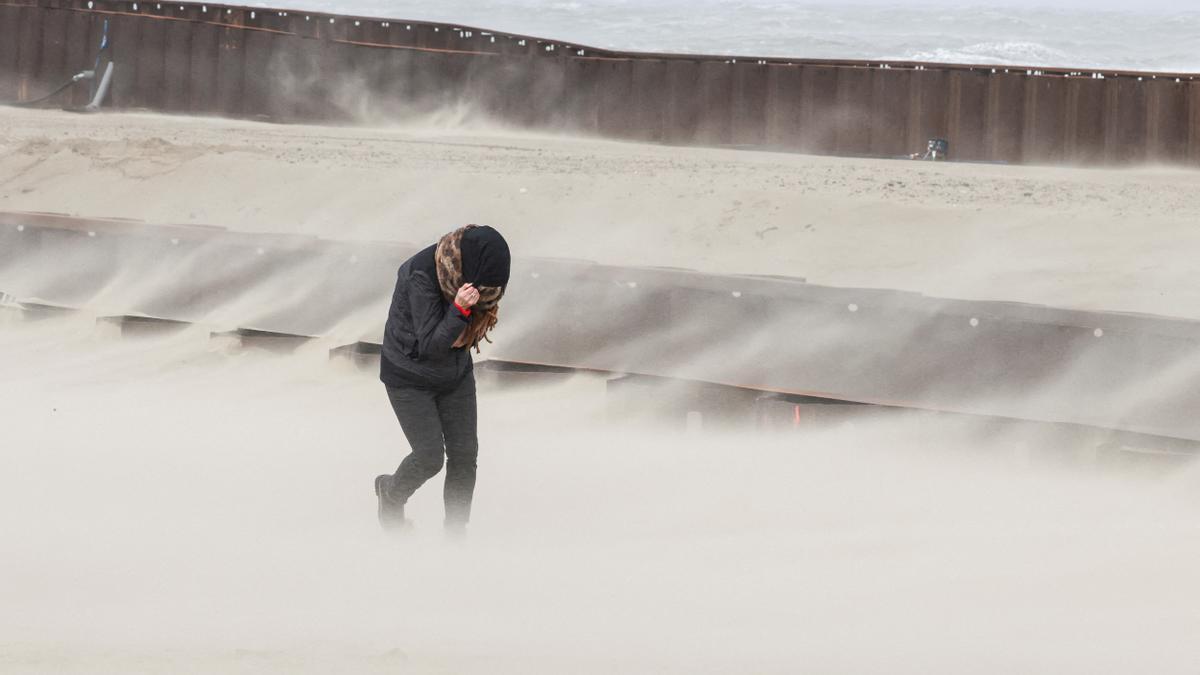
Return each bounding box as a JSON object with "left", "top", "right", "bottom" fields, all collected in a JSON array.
[{"left": 383, "top": 373, "right": 479, "bottom": 528}]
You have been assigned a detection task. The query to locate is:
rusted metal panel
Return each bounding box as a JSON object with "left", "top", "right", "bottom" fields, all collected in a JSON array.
[
  {"left": 799, "top": 64, "right": 839, "bottom": 155},
  {"left": 262, "top": 32, "right": 303, "bottom": 121},
  {"left": 214, "top": 25, "right": 246, "bottom": 117},
  {"left": 320, "top": 14, "right": 346, "bottom": 40},
  {"left": 456, "top": 47, "right": 506, "bottom": 123},
  {"left": 358, "top": 40, "right": 410, "bottom": 123},
  {"left": 186, "top": 21, "right": 219, "bottom": 114},
  {"left": 870, "top": 68, "right": 911, "bottom": 158},
  {"left": 443, "top": 52, "right": 475, "bottom": 112},
  {"left": 1022, "top": 76, "right": 1067, "bottom": 164},
  {"left": 63, "top": 9, "right": 93, "bottom": 107},
  {"left": 629, "top": 58, "right": 668, "bottom": 143},
  {"left": 0, "top": 6, "right": 23, "bottom": 99},
  {"left": 764, "top": 63, "right": 803, "bottom": 151},
  {"left": 730, "top": 61, "right": 767, "bottom": 147},
  {"left": 468, "top": 29, "right": 505, "bottom": 57},
  {"left": 395, "top": 22, "right": 423, "bottom": 47},
  {"left": 412, "top": 23, "right": 448, "bottom": 50},
  {"left": 695, "top": 60, "right": 732, "bottom": 146},
  {"left": 487, "top": 32, "right": 521, "bottom": 57},
  {"left": 177, "top": 3, "right": 207, "bottom": 22},
  {"left": 162, "top": 17, "right": 193, "bottom": 112},
  {"left": 947, "top": 69, "right": 987, "bottom": 161},
  {"left": 558, "top": 56, "right": 599, "bottom": 135},
  {"left": 1188, "top": 82, "right": 1200, "bottom": 164},
  {"left": 447, "top": 24, "right": 486, "bottom": 55},
  {"left": 36, "top": 7, "right": 68, "bottom": 91},
  {"left": 402, "top": 48, "right": 442, "bottom": 115},
  {"left": 662, "top": 59, "right": 700, "bottom": 145},
  {"left": 288, "top": 12, "right": 319, "bottom": 40},
  {"left": 134, "top": 12, "right": 167, "bottom": 110},
  {"left": 477, "top": 30, "right": 510, "bottom": 56},
  {"left": 106, "top": 14, "right": 140, "bottom": 108},
  {"left": 356, "top": 16, "right": 387, "bottom": 46},
  {"left": 1111, "top": 77, "right": 1148, "bottom": 163},
  {"left": 596, "top": 58, "right": 634, "bottom": 139},
  {"left": 833, "top": 66, "right": 872, "bottom": 155},
  {"left": 521, "top": 53, "right": 567, "bottom": 130},
  {"left": 382, "top": 21, "right": 417, "bottom": 48},
  {"left": 240, "top": 28, "right": 274, "bottom": 119},
  {"left": 384, "top": 44, "right": 426, "bottom": 115},
  {"left": 331, "top": 40, "right": 369, "bottom": 120},
  {"left": 985, "top": 73, "right": 1024, "bottom": 163},
  {"left": 909, "top": 68, "right": 950, "bottom": 154},
  {"left": 15, "top": 5, "right": 44, "bottom": 99},
  {"left": 1066, "top": 78, "right": 1105, "bottom": 164},
  {"left": 258, "top": 9, "right": 293, "bottom": 34},
  {"left": 1146, "top": 78, "right": 1186, "bottom": 164},
  {"left": 486, "top": 54, "right": 530, "bottom": 127}
]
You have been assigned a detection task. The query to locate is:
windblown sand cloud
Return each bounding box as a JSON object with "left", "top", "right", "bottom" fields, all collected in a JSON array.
[{"left": 2, "top": 104, "right": 1200, "bottom": 674}]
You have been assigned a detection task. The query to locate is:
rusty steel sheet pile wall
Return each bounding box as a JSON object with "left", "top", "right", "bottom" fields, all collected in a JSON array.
[{"left": 3, "top": 0, "right": 1200, "bottom": 164}]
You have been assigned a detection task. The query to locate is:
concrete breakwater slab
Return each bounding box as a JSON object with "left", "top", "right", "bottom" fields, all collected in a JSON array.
[{"left": 2, "top": 210, "right": 1200, "bottom": 442}]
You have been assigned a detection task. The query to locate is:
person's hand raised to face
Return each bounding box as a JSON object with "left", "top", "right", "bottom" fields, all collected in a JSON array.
[{"left": 455, "top": 284, "right": 480, "bottom": 310}]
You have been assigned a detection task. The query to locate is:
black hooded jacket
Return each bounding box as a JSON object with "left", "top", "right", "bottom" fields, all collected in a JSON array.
[
  {"left": 380, "top": 245, "right": 472, "bottom": 390},
  {"left": 380, "top": 227, "right": 510, "bottom": 390}
]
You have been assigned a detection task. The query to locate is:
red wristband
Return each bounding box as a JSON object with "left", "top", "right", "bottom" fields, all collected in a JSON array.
[{"left": 454, "top": 302, "right": 472, "bottom": 317}]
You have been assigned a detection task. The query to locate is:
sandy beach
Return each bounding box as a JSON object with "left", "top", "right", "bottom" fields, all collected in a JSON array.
[
  {"left": 2, "top": 106, "right": 1199, "bottom": 319},
  {"left": 3, "top": 316, "right": 1200, "bottom": 675},
  {"left": 4, "top": 101, "right": 1200, "bottom": 675}
]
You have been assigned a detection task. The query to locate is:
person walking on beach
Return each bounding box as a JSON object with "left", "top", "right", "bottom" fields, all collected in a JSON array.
[{"left": 375, "top": 224, "right": 510, "bottom": 536}]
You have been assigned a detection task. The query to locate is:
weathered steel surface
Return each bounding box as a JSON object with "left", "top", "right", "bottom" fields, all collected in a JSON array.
[
  {"left": 833, "top": 66, "right": 872, "bottom": 156},
  {"left": 695, "top": 59, "right": 732, "bottom": 146},
  {"left": 629, "top": 58, "right": 668, "bottom": 143},
  {"left": 730, "top": 62, "right": 767, "bottom": 147},
  {"left": 800, "top": 64, "right": 839, "bottom": 155},
  {"left": 870, "top": 68, "right": 909, "bottom": 158},
  {"left": 663, "top": 59, "right": 700, "bottom": 145},
  {"left": 0, "top": 4, "right": 23, "bottom": 98},
  {"left": 62, "top": 8, "right": 91, "bottom": 107},
  {"left": 2, "top": 0, "right": 1199, "bottom": 164},
  {"left": 14, "top": 4, "right": 43, "bottom": 99},
  {"left": 36, "top": 7, "right": 67, "bottom": 93},
  {"left": 3, "top": 211, "right": 1200, "bottom": 443},
  {"left": 764, "top": 64, "right": 802, "bottom": 151}
]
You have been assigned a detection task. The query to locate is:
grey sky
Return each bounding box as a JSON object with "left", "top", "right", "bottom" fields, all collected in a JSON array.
[{"left": 834, "top": 0, "right": 1182, "bottom": 8}]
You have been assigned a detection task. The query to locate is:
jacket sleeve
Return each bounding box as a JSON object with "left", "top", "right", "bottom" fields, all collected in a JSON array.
[{"left": 409, "top": 270, "right": 469, "bottom": 360}]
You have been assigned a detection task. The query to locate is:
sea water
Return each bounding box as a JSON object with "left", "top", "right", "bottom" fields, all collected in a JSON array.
[{"left": 243, "top": 0, "right": 1200, "bottom": 73}]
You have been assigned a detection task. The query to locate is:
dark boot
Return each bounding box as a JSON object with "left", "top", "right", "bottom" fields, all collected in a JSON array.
[{"left": 375, "top": 474, "right": 410, "bottom": 532}]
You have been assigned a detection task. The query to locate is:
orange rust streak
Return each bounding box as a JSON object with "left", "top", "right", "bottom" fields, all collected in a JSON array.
[
  {"left": 0, "top": 3, "right": 296, "bottom": 36},
  {"left": 331, "top": 39, "right": 500, "bottom": 56}
]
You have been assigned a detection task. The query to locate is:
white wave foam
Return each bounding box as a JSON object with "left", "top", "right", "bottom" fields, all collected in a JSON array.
[
  {"left": 899, "top": 41, "right": 1074, "bottom": 67},
  {"left": 267, "top": 0, "right": 1200, "bottom": 72}
]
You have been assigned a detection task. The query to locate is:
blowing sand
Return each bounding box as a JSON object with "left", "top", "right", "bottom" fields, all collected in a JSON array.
[
  {"left": 3, "top": 104, "right": 1200, "bottom": 674},
  {"left": 2, "top": 106, "right": 1200, "bottom": 318},
  {"left": 3, "top": 316, "right": 1200, "bottom": 674}
]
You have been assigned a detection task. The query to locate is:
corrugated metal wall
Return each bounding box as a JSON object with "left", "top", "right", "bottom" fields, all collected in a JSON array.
[{"left": 3, "top": 0, "right": 1199, "bottom": 165}]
